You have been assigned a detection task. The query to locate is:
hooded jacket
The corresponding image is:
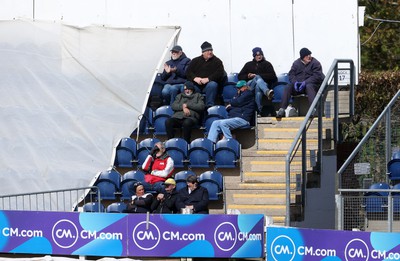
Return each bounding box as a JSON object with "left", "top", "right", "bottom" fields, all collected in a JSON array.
[
  {"left": 171, "top": 92, "right": 205, "bottom": 123},
  {"left": 161, "top": 53, "right": 191, "bottom": 84}
]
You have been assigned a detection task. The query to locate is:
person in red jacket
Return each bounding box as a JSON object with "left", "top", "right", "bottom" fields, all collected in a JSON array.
[{"left": 141, "top": 142, "right": 174, "bottom": 193}]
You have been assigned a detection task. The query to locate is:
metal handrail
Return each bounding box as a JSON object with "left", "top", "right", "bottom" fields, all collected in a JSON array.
[
  {"left": 0, "top": 186, "right": 100, "bottom": 212},
  {"left": 337, "top": 89, "right": 400, "bottom": 182},
  {"left": 285, "top": 59, "right": 355, "bottom": 226}
]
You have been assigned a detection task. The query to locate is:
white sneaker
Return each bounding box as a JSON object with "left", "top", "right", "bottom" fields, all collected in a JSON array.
[{"left": 285, "top": 105, "right": 298, "bottom": 117}]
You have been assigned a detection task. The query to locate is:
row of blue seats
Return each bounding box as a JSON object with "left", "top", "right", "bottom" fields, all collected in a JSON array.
[
  {"left": 364, "top": 182, "right": 400, "bottom": 214},
  {"left": 135, "top": 104, "right": 255, "bottom": 137},
  {"left": 93, "top": 169, "right": 223, "bottom": 202},
  {"left": 114, "top": 137, "right": 241, "bottom": 169}
]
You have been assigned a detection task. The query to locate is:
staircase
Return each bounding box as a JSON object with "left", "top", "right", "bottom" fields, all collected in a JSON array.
[{"left": 224, "top": 116, "right": 325, "bottom": 226}]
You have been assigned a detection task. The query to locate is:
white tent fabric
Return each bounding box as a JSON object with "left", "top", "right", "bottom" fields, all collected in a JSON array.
[{"left": 0, "top": 20, "right": 179, "bottom": 195}]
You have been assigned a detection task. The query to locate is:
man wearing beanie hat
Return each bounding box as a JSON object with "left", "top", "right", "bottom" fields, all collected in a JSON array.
[
  {"left": 276, "top": 47, "right": 325, "bottom": 118},
  {"left": 207, "top": 80, "right": 256, "bottom": 143},
  {"left": 238, "top": 47, "right": 277, "bottom": 116},
  {"left": 185, "top": 41, "right": 225, "bottom": 107},
  {"left": 165, "top": 81, "right": 205, "bottom": 143},
  {"left": 160, "top": 45, "right": 191, "bottom": 105}
]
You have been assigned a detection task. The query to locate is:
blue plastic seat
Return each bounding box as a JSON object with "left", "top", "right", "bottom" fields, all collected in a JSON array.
[
  {"left": 388, "top": 159, "right": 400, "bottom": 181},
  {"left": 277, "top": 73, "right": 290, "bottom": 84},
  {"left": 188, "top": 138, "right": 214, "bottom": 168},
  {"left": 203, "top": 106, "right": 228, "bottom": 134},
  {"left": 199, "top": 171, "right": 223, "bottom": 200},
  {"left": 392, "top": 183, "right": 400, "bottom": 213},
  {"left": 214, "top": 138, "right": 240, "bottom": 168},
  {"left": 114, "top": 137, "right": 137, "bottom": 168},
  {"left": 165, "top": 138, "right": 188, "bottom": 168},
  {"left": 136, "top": 138, "right": 160, "bottom": 165},
  {"left": 83, "top": 202, "right": 105, "bottom": 212},
  {"left": 222, "top": 84, "right": 238, "bottom": 103},
  {"left": 106, "top": 202, "right": 127, "bottom": 213},
  {"left": 94, "top": 170, "right": 121, "bottom": 200},
  {"left": 364, "top": 182, "right": 390, "bottom": 214},
  {"left": 152, "top": 105, "right": 173, "bottom": 135},
  {"left": 174, "top": 170, "right": 196, "bottom": 191},
  {"left": 226, "top": 73, "right": 238, "bottom": 84},
  {"left": 392, "top": 151, "right": 400, "bottom": 159},
  {"left": 132, "top": 107, "right": 153, "bottom": 135},
  {"left": 120, "top": 170, "right": 146, "bottom": 200}
]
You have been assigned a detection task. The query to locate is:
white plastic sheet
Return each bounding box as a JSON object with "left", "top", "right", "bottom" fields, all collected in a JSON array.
[{"left": 0, "top": 20, "right": 179, "bottom": 195}]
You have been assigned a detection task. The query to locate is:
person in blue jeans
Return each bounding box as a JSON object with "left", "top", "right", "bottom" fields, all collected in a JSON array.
[
  {"left": 238, "top": 47, "right": 277, "bottom": 115},
  {"left": 185, "top": 41, "right": 225, "bottom": 107},
  {"left": 160, "top": 45, "right": 191, "bottom": 105},
  {"left": 207, "top": 80, "right": 256, "bottom": 143}
]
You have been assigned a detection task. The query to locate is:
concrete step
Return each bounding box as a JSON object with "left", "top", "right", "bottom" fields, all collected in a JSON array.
[
  {"left": 225, "top": 204, "right": 286, "bottom": 216},
  {"left": 257, "top": 138, "right": 319, "bottom": 150},
  {"left": 242, "top": 160, "right": 304, "bottom": 172},
  {"left": 242, "top": 171, "right": 286, "bottom": 183},
  {"left": 259, "top": 127, "right": 321, "bottom": 139},
  {"left": 227, "top": 192, "right": 295, "bottom": 205}
]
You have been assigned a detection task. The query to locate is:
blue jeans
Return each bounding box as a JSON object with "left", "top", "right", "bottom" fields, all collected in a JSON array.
[
  {"left": 162, "top": 84, "right": 183, "bottom": 105},
  {"left": 248, "top": 75, "right": 271, "bottom": 112},
  {"left": 191, "top": 81, "right": 218, "bottom": 107},
  {"left": 207, "top": 117, "right": 249, "bottom": 143}
]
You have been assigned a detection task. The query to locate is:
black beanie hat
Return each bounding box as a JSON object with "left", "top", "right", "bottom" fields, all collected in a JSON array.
[
  {"left": 300, "top": 48, "right": 312, "bottom": 59},
  {"left": 252, "top": 47, "right": 264, "bottom": 57},
  {"left": 184, "top": 81, "right": 195, "bottom": 91},
  {"left": 201, "top": 41, "right": 213, "bottom": 52}
]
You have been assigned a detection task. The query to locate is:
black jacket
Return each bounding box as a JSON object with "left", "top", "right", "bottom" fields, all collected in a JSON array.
[
  {"left": 125, "top": 193, "right": 154, "bottom": 213},
  {"left": 151, "top": 190, "right": 180, "bottom": 214},
  {"left": 238, "top": 58, "right": 277, "bottom": 86},
  {"left": 177, "top": 185, "right": 209, "bottom": 214}
]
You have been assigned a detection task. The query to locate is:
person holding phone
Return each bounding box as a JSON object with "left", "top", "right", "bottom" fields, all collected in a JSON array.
[{"left": 141, "top": 142, "right": 174, "bottom": 193}]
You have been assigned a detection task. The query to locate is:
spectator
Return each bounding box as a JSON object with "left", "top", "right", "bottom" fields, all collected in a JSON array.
[
  {"left": 238, "top": 47, "right": 277, "bottom": 115},
  {"left": 151, "top": 178, "right": 180, "bottom": 214},
  {"left": 142, "top": 142, "right": 174, "bottom": 193},
  {"left": 276, "top": 47, "right": 325, "bottom": 118},
  {"left": 177, "top": 174, "right": 209, "bottom": 214},
  {"left": 165, "top": 81, "right": 205, "bottom": 143},
  {"left": 185, "top": 41, "right": 225, "bottom": 107},
  {"left": 161, "top": 45, "right": 191, "bottom": 105},
  {"left": 207, "top": 80, "right": 256, "bottom": 143},
  {"left": 126, "top": 182, "right": 154, "bottom": 213}
]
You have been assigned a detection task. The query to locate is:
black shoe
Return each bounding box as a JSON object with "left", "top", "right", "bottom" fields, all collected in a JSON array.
[{"left": 276, "top": 108, "right": 285, "bottom": 118}]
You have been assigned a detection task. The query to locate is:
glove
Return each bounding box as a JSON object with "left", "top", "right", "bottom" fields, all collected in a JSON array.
[
  {"left": 299, "top": 81, "right": 306, "bottom": 92},
  {"left": 294, "top": 81, "right": 300, "bottom": 92},
  {"left": 150, "top": 146, "right": 159, "bottom": 158}
]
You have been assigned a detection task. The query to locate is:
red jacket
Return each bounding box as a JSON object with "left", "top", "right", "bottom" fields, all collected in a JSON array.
[{"left": 142, "top": 153, "right": 174, "bottom": 184}]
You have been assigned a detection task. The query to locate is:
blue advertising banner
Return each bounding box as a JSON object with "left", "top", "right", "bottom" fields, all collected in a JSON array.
[
  {"left": 266, "top": 226, "right": 400, "bottom": 261},
  {"left": 0, "top": 210, "right": 264, "bottom": 258}
]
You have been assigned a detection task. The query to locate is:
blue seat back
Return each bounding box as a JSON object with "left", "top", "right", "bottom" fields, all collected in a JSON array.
[
  {"left": 222, "top": 85, "right": 237, "bottom": 103},
  {"left": 388, "top": 159, "right": 400, "bottom": 181},
  {"left": 226, "top": 73, "right": 238, "bottom": 84},
  {"left": 137, "top": 138, "right": 160, "bottom": 165},
  {"left": 165, "top": 138, "right": 188, "bottom": 168},
  {"left": 188, "top": 138, "right": 214, "bottom": 168},
  {"left": 115, "top": 138, "right": 136, "bottom": 168},
  {"left": 153, "top": 105, "right": 173, "bottom": 135},
  {"left": 106, "top": 202, "right": 127, "bottom": 213},
  {"left": 83, "top": 202, "right": 105, "bottom": 212},
  {"left": 174, "top": 170, "right": 195, "bottom": 191},
  {"left": 120, "top": 170, "right": 146, "bottom": 200},
  {"left": 132, "top": 107, "right": 153, "bottom": 135},
  {"left": 277, "top": 73, "right": 290, "bottom": 84},
  {"left": 214, "top": 138, "right": 240, "bottom": 168},
  {"left": 94, "top": 170, "right": 121, "bottom": 200},
  {"left": 368, "top": 182, "right": 390, "bottom": 196},
  {"left": 199, "top": 171, "right": 223, "bottom": 200}
]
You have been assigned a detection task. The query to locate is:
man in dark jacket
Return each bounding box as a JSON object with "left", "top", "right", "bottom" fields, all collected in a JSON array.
[
  {"left": 185, "top": 41, "right": 225, "bottom": 107},
  {"left": 238, "top": 47, "right": 277, "bottom": 114},
  {"left": 177, "top": 174, "right": 209, "bottom": 214},
  {"left": 165, "top": 81, "right": 205, "bottom": 143},
  {"left": 207, "top": 80, "right": 256, "bottom": 143},
  {"left": 151, "top": 178, "right": 180, "bottom": 214},
  {"left": 160, "top": 45, "right": 191, "bottom": 105},
  {"left": 276, "top": 47, "right": 325, "bottom": 118}
]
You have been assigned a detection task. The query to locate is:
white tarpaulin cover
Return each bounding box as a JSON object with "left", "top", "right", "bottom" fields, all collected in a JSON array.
[{"left": 0, "top": 20, "right": 179, "bottom": 195}]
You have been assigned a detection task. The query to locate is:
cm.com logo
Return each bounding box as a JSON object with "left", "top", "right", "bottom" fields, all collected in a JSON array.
[
  {"left": 270, "top": 235, "right": 296, "bottom": 261},
  {"left": 344, "top": 238, "right": 369, "bottom": 261},
  {"left": 51, "top": 219, "right": 79, "bottom": 249},
  {"left": 214, "top": 222, "right": 237, "bottom": 251},
  {"left": 132, "top": 221, "right": 161, "bottom": 250}
]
